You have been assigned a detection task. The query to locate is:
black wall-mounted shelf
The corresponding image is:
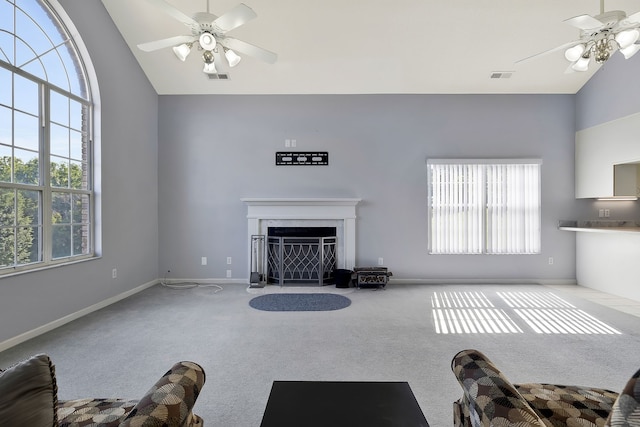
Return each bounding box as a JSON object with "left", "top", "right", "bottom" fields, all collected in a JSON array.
[{"left": 276, "top": 152, "right": 328, "bottom": 166}]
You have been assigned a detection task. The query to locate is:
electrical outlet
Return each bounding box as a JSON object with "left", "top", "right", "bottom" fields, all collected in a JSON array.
[
  {"left": 604, "top": 209, "right": 610, "bottom": 218},
  {"left": 112, "top": 268, "right": 117, "bottom": 279},
  {"left": 378, "top": 257, "right": 384, "bottom": 266},
  {"left": 291, "top": 139, "right": 297, "bottom": 147},
  {"left": 548, "top": 257, "right": 554, "bottom": 265},
  {"left": 227, "top": 257, "right": 232, "bottom": 264},
  {"left": 226, "top": 270, "right": 232, "bottom": 278},
  {"left": 285, "top": 139, "right": 291, "bottom": 147},
  {"left": 201, "top": 257, "right": 207, "bottom": 265}
]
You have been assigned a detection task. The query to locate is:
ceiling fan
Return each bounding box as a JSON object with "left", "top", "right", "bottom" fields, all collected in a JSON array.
[
  {"left": 517, "top": 0, "right": 640, "bottom": 72},
  {"left": 137, "top": 0, "right": 277, "bottom": 76}
]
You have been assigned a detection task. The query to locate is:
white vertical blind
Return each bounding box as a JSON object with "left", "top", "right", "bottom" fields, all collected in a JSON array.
[{"left": 428, "top": 160, "right": 541, "bottom": 254}]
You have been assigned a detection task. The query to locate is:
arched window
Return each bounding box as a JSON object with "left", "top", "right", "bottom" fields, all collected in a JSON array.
[{"left": 0, "top": 0, "right": 95, "bottom": 273}]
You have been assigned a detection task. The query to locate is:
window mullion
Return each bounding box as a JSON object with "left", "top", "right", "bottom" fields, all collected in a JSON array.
[
  {"left": 481, "top": 166, "right": 488, "bottom": 254},
  {"left": 41, "top": 83, "right": 52, "bottom": 263}
]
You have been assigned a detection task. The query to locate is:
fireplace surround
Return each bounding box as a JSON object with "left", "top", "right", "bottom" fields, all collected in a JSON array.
[{"left": 241, "top": 198, "right": 361, "bottom": 283}]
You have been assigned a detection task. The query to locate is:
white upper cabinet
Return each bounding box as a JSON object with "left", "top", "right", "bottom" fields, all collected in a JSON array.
[{"left": 576, "top": 112, "right": 640, "bottom": 198}]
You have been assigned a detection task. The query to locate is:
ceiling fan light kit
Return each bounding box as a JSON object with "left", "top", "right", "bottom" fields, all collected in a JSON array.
[
  {"left": 564, "top": 44, "right": 586, "bottom": 62},
  {"left": 224, "top": 48, "right": 242, "bottom": 67},
  {"left": 564, "top": 13, "right": 640, "bottom": 71},
  {"left": 199, "top": 32, "right": 216, "bottom": 50},
  {"left": 519, "top": 0, "right": 640, "bottom": 73},
  {"left": 620, "top": 43, "right": 640, "bottom": 59},
  {"left": 615, "top": 28, "right": 640, "bottom": 48},
  {"left": 137, "top": 0, "right": 277, "bottom": 77},
  {"left": 571, "top": 56, "right": 591, "bottom": 72},
  {"left": 202, "top": 50, "right": 217, "bottom": 74},
  {"left": 203, "top": 62, "right": 218, "bottom": 74},
  {"left": 172, "top": 43, "right": 192, "bottom": 61}
]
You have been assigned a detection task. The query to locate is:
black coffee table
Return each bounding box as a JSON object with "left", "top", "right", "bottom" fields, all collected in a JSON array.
[{"left": 260, "top": 381, "right": 430, "bottom": 427}]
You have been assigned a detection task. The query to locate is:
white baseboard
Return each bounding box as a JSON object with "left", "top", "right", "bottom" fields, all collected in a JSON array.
[
  {"left": 164, "top": 278, "right": 578, "bottom": 286},
  {"left": 161, "top": 278, "right": 248, "bottom": 285},
  {"left": 389, "top": 278, "right": 577, "bottom": 286},
  {"left": 535, "top": 279, "right": 578, "bottom": 286},
  {"left": 0, "top": 279, "right": 158, "bottom": 353}
]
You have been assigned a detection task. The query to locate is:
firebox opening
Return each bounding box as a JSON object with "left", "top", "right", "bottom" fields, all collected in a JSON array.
[
  {"left": 268, "top": 227, "right": 336, "bottom": 238},
  {"left": 267, "top": 227, "right": 338, "bottom": 286}
]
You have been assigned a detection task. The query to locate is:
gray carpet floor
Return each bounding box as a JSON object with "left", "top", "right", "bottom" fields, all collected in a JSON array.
[{"left": 1, "top": 282, "right": 639, "bottom": 426}]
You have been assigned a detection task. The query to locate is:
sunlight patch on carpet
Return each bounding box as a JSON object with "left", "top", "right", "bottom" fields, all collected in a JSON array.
[
  {"left": 431, "top": 291, "right": 621, "bottom": 335},
  {"left": 431, "top": 292, "right": 522, "bottom": 334},
  {"left": 498, "top": 292, "right": 621, "bottom": 335}
]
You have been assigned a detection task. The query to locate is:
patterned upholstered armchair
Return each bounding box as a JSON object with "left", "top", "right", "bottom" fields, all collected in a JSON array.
[
  {"left": 452, "top": 349, "right": 639, "bottom": 427},
  {"left": 0, "top": 353, "right": 206, "bottom": 426}
]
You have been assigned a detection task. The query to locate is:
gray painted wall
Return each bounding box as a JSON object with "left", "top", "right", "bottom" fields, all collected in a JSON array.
[
  {"left": 158, "top": 94, "right": 580, "bottom": 282},
  {"left": 576, "top": 52, "right": 640, "bottom": 130},
  {"left": 0, "top": 0, "right": 159, "bottom": 344}
]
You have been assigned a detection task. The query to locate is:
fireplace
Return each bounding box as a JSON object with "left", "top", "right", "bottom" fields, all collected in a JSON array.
[
  {"left": 242, "top": 198, "right": 361, "bottom": 285},
  {"left": 267, "top": 227, "right": 337, "bottom": 285}
]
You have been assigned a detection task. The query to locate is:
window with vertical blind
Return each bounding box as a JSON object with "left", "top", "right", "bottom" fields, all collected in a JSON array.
[{"left": 427, "top": 159, "right": 541, "bottom": 254}]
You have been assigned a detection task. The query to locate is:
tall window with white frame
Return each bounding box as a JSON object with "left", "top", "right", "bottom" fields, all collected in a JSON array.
[
  {"left": 0, "top": 0, "right": 93, "bottom": 273},
  {"left": 427, "top": 159, "right": 541, "bottom": 255}
]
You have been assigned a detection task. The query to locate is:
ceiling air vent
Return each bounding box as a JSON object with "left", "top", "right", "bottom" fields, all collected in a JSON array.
[
  {"left": 208, "top": 73, "right": 230, "bottom": 80},
  {"left": 490, "top": 71, "right": 513, "bottom": 79}
]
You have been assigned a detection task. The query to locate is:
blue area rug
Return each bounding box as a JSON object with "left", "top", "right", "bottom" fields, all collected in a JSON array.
[{"left": 249, "top": 293, "right": 351, "bottom": 312}]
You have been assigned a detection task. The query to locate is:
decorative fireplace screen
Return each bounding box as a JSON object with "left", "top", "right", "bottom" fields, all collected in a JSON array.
[{"left": 267, "top": 236, "right": 337, "bottom": 285}]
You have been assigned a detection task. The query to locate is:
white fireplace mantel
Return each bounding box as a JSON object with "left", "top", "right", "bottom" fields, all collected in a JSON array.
[{"left": 241, "top": 198, "right": 361, "bottom": 273}]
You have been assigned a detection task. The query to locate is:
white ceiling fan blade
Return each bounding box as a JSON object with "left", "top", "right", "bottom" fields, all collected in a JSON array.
[
  {"left": 515, "top": 40, "right": 584, "bottom": 64},
  {"left": 212, "top": 3, "right": 257, "bottom": 33},
  {"left": 137, "top": 35, "right": 196, "bottom": 52},
  {"left": 564, "top": 14, "right": 605, "bottom": 30},
  {"left": 219, "top": 37, "right": 277, "bottom": 63},
  {"left": 625, "top": 11, "right": 640, "bottom": 24},
  {"left": 144, "top": 0, "right": 198, "bottom": 27}
]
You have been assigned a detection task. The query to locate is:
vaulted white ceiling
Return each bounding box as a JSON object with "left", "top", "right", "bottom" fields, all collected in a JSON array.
[{"left": 100, "top": 0, "right": 640, "bottom": 95}]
